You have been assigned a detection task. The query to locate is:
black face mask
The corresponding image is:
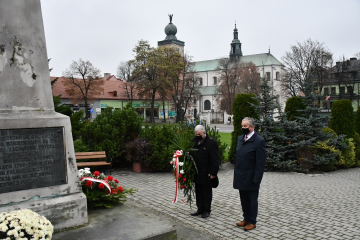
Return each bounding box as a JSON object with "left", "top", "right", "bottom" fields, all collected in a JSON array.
[
  {"left": 242, "top": 128, "right": 250, "bottom": 135},
  {"left": 196, "top": 135, "right": 203, "bottom": 141}
]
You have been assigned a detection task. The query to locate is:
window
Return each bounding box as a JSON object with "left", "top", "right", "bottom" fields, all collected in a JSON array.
[
  {"left": 266, "top": 72, "right": 270, "bottom": 80},
  {"left": 204, "top": 100, "right": 211, "bottom": 110},
  {"left": 322, "top": 102, "right": 327, "bottom": 109},
  {"left": 193, "top": 99, "right": 196, "bottom": 104},
  {"left": 331, "top": 87, "right": 336, "bottom": 94},
  {"left": 347, "top": 86, "right": 353, "bottom": 94},
  {"left": 324, "top": 88, "right": 329, "bottom": 95},
  {"left": 213, "top": 77, "right": 217, "bottom": 85},
  {"left": 340, "top": 87, "right": 345, "bottom": 94},
  {"left": 275, "top": 72, "right": 280, "bottom": 80},
  {"left": 199, "top": 78, "right": 203, "bottom": 85}
]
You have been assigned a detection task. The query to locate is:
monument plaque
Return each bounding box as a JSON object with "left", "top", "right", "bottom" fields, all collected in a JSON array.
[{"left": 0, "top": 127, "right": 67, "bottom": 194}]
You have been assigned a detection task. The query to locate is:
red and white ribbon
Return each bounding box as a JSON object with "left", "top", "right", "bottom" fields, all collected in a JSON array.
[
  {"left": 80, "top": 177, "right": 112, "bottom": 194},
  {"left": 172, "top": 150, "right": 183, "bottom": 203}
]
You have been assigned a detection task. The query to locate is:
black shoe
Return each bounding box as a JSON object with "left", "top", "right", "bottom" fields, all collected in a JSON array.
[
  {"left": 201, "top": 212, "right": 210, "bottom": 218},
  {"left": 190, "top": 211, "right": 203, "bottom": 216}
]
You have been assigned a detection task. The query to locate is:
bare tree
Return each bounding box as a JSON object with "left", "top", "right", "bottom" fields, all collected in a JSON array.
[
  {"left": 117, "top": 60, "right": 136, "bottom": 103},
  {"left": 174, "top": 53, "right": 200, "bottom": 122},
  {"left": 62, "top": 58, "right": 104, "bottom": 119},
  {"left": 312, "top": 50, "right": 333, "bottom": 105},
  {"left": 238, "top": 62, "right": 261, "bottom": 95},
  {"left": 215, "top": 57, "right": 242, "bottom": 114},
  {"left": 281, "top": 39, "right": 332, "bottom": 98}
]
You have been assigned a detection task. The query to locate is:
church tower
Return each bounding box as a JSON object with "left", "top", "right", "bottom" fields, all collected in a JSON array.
[
  {"left": 229, "top": 24, "right": 242, "bottom": 60},
  {"left": 158, "top": 14, "right": 185, "bottom": 56}
]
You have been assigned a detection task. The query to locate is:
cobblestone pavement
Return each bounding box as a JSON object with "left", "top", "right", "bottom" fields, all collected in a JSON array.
[{"left": 112, "top": 164, "right": 360, "bottom": 240}]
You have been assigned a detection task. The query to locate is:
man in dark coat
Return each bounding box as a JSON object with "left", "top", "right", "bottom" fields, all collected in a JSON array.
[
  {"left": 189, "top": 125, "right": 220, "bottom": 218},
  {"left": 234, "top": 117, "right": 266, "bottom": 231}
]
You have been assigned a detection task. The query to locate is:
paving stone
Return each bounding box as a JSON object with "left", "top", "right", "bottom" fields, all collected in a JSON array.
[{"left": 112, "top": 163, "right": 360, "bottom": 239}]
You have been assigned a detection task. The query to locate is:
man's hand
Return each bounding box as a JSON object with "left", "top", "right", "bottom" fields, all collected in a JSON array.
[{"left": 208, "top": 174, "right": 216, "bottom": 179}]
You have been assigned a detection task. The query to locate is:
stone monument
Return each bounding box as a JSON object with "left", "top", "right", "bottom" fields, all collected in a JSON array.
[{"left": 0, "top": 0, "right": 88, "bottom": 229}]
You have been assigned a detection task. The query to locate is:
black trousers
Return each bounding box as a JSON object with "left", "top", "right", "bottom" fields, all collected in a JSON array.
[
  {"left": 239, "top": 190, "right": 259, "bottom": 224},
  {"left": 195, "top": 182, "right": 212, "bottom": 213}
]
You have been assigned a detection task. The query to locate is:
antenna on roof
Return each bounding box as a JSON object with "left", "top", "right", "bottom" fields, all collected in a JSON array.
[{"left": 268, "top": 46, "right": 270, "bottom": 54}]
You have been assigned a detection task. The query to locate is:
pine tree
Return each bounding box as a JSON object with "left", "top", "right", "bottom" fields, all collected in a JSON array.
[
  {"left": 285, "top": 79, "right": 342, "bottom": 169},
  {"left": 251, "top": 78, "right": 301, "bottom": 171}
]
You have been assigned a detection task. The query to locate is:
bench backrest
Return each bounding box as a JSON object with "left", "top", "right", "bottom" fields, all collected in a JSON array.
[{"left": 75, "top": 151, "right": 106, "bottom": 160}]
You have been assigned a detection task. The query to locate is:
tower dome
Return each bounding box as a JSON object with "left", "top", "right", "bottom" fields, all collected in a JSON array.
[
  {"left": 165, "top": 23, "right": 178, "bottom": 40},
  {"left": 158, "top": 14, "right": 185, "bottom": 57}
]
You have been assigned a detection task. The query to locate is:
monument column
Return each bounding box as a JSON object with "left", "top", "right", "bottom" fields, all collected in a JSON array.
[{"left": 0, "top": 0, "right": 87, "bottom": 230}]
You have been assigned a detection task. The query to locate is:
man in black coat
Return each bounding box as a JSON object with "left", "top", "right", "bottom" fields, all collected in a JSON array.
[
  {"left": 234, "top": 117, "right": 266, "bottom": 231},
  {"left": 189, "top": 125, "right": 220, "bottom": 218}
]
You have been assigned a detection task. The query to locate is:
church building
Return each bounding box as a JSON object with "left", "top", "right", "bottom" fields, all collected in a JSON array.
[{"left": 158, "top": 17, "right": 286, "bottom": 124}]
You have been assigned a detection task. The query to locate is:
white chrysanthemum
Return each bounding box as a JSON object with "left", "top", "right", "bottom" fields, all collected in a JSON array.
[
  {"left": 178, "top": 162, "right": 184, "bottom": 166},
  {"left": 25, "top": 226, "right": 32, "bottom": 234},
  {"left": 84, "top": 167, "right": 90, "bottom": 171},
  {"left": 180, "top": 170, "right": 184, "bottom": 174},
  {"left": 0, "top": 209, "right": 53, "bottom": 240},
  {"left": 1, "top": 225, "right": 8, "bottom": 232}
]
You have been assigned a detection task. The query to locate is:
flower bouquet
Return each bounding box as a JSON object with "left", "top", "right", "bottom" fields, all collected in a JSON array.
[
  {"left": 170, "top": 133, "right": 198, "bottom": 207},
  {"left": 0, "top": 209, "right": 54, "bottom": 240},
  {"left": 78, "top": 168, "right": 135, "bottom": 209}
]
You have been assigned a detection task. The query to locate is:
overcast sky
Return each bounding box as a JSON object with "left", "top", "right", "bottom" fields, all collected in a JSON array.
[{"left": 40, "top": 0, "right": 360, "bottom": 77}]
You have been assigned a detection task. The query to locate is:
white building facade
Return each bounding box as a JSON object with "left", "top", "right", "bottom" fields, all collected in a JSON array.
[{"left": 189, "top": 25, "right": 286, "bottom": 124}]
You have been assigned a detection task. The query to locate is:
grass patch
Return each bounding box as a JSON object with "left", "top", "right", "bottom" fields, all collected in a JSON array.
[{"left": 218, "top": 132, "right": 232, "bottom": 161}]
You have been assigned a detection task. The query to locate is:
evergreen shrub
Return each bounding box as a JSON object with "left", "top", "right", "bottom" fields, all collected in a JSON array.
[
  {"left": 322, "top": 127, "right": 337, "bottom": 138},
  {"left": 140, "top": 121, "right": 228, "bottom": 171},
  {"left": 80, "top": 103, "right": 142, "bottom": 163},
  {"left": 355, "top": 107, "right": 360, "bottom": 135},
  {"left": 310, "top": 141, "right": 340, "bottom": 171},
  {"left": 353, "top": 132, "right": 360, "bottom": 167},
  {"left": 337, "top": 138, "right": 356, "bottom": 168},
  {"left": 73, "top": 139, "right": 89, "bottom": 152},
  {"left": 141, "top": 124, "right": 174, "bottom": 171},
  {"left": 229, "top": 93, "right": 258, "bottom": 163},
  {"left": 284, "top": 96, "right": 306, "bottom": 121},
  {"left": 330, "top": 99, "right": 354, "bottom": 138},
  {"left": 205, "top": 125, "right": 227, "bottom": 164}
]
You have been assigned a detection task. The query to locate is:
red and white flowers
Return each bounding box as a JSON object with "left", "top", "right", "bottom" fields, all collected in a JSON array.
[{"left": 78, "top": 169, "right": 135, "bottom": 209}]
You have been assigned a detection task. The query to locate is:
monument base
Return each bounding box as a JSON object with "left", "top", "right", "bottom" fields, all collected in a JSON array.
[
  {"left": 0, "top": 111, "right": 88, "bottom": 230},
  {"left": 0, "top": 192, "right": 87, "bottom": 230}
]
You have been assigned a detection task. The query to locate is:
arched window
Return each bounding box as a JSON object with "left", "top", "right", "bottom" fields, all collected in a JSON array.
[{"left": 204, "top": 100, "right": 211, "bottom": 110}]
